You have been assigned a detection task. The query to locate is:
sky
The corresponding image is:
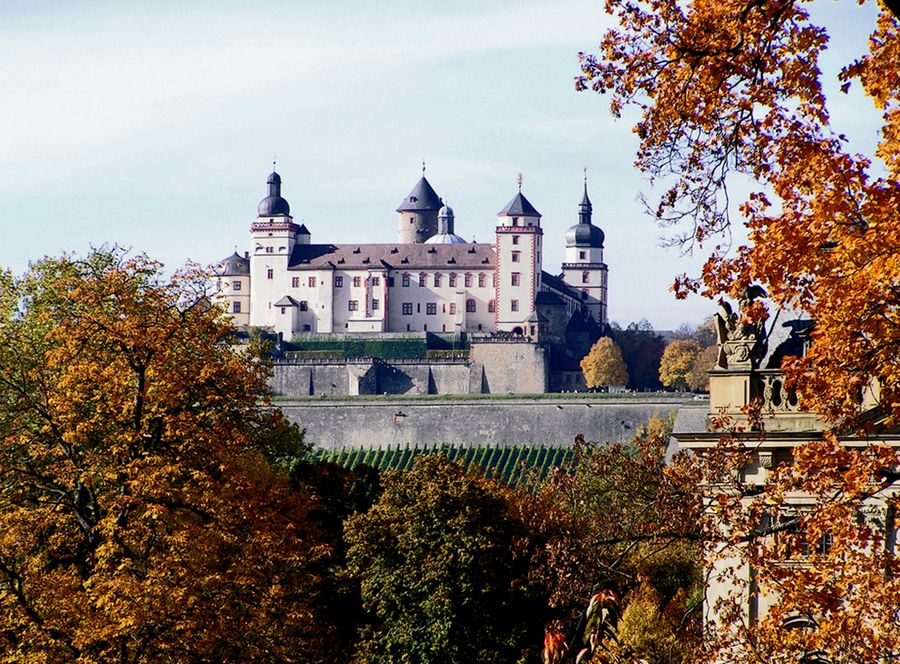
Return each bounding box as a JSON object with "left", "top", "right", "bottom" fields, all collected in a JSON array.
[{"left": 0, "top": 0, "right": 884, "bottom": 329}]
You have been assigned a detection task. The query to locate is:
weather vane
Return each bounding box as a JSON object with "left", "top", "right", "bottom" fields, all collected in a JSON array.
[
  {"left": 273, "top": 155, "right": 277, "bottom": 170},
  {"left": 517, "top": 172, "right": 523, "bottom": 192},
  {"left": 422, "top": 160, "right": 426, "bottom": 175},
  {"left": 584, "top": 167, "right": 588, "bottom": 183}
]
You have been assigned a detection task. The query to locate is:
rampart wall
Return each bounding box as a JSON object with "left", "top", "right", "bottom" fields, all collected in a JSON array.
[{"left": 277, "top": 397, "right": 690, "bottom": 449}]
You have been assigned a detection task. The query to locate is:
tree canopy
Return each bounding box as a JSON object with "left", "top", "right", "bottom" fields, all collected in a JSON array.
[
  {"left": 581, "top": 336, "right": 629, "bottom": 389},
  {"left": 580, "top": 0, "right": 900, "bottom": 426},
  {"left": 0, "top": 250, "right": 336, "bottom": 662}
]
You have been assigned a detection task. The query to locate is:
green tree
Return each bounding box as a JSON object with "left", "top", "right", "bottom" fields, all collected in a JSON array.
[
  {"left": 581, "top": 336, "right": 629, "bottom": 389},
  {"left": 0, "top": 249, "right": 337, "bottom": 662},
  {"left": 344, "top": 455, "right": 546, "bottom": 663},
  {"left": 611, "top": 320, "right": 666, "bottom": 391}
]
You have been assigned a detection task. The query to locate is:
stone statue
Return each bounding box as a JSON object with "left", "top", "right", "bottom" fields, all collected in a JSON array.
[{"left": 714, "top": 285, "right": 768, "bottom": 370}]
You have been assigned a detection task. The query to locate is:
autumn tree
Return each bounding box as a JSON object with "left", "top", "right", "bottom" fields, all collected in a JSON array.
[
  {"left": 0, "top": 249, "right": 339, "bottom": 662},
  {"left": 581, "top": 336, "right": 629, "bottom": 389},
  {"left": 579, "top": 2, "right": 900, "bottom": 659}
]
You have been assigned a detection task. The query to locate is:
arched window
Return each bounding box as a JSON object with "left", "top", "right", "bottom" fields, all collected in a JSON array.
[{"left": 466, "top": 299, "right": 476, "bottom": 313}]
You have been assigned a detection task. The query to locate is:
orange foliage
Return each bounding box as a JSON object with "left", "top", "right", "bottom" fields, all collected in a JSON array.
[
  {"left": 0, "top": 250, "right": 334, "bottom": 662},
  {"left": 579, "top": 0, "right": 900, "bottom": 427}
]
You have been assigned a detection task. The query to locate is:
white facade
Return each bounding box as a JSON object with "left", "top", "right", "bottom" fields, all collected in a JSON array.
[{"left": 217, "top": 170, "right": 609, "bottom": 339}]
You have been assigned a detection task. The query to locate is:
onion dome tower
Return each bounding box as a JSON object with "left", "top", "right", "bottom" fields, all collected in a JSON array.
[
  {"left": 258, "top": 171, "right": 291, "bottom": 217},
  {"left": 561, "top": 171, "right": 608, "bottom": 325},
  {"left": 397, "top": 163, "right": 442, "bottom": 243}
]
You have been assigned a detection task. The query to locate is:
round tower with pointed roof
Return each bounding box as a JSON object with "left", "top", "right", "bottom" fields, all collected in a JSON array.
[
  {"left": 561, "top": 173, "right": 608, "bottom": 325},
  {"left": 397, "top": 164, "right": 442, "bottom": 243}
]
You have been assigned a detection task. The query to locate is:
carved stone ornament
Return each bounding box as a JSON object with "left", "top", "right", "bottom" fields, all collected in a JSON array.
[{"left": 714, "top": 285, "right": 768, "bottom": 370}]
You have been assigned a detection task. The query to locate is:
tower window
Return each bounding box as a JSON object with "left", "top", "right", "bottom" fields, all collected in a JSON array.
[
  {"left": 372, "top": 299, "right": 380, "bottom": 310},
  {"left": 511, "top": 299, "right": 519, "bottom": 312},
  {"left": 582, "top": 271, "right": 590, "bottom": 284},
  {"left": 265, "top": 246, "right": 274, "bottom": 254},
  {"left": 372, "top": 277, "right": 380, "bottom": 286},
  {"left": 511, "top": 273, "right": 521, "bottom": 286},
  {"left": 266, "top": 269, "right": 274, "bottom": 280},
  {"left": 299, "top": 301, "right": 308, "bottom": 311},
  {"left": 512, "top": 218, "right": 519, "bottom": 227},
  {"left": 233, "top": 281, "right": 242, "bottom": 291},
  {"left": 335, "top": 276, "right": 343, "bottom": 287},
  {"left": 511, "top": 251, "right": 520, "bottom": 263},
  {"left": 512, "top": 236, "right": 520, "bottom": 245},
  {"left": 232, "top": 301, "right": 241, "bottom": 313},
  {"left": 466, "top": 299, "right": 476, "bottom": 313},
  {"left": 579, "top": 250, "right": 587, "bottom": 260},
  {"left": 292, "top": 277, "right": 300, "bottom": 288}
]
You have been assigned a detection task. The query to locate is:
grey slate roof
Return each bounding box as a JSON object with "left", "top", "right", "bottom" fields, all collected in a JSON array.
[
  {"left": 288, "top": 243, "right": 495, "bottom": 271},
  {"left": 541, "top": 271, "right": 583, "bottom": 302},
  {"left": 498, "top": 192, "right": 541, "bottom": 217},
  {"left": 535, "top": 290, "right": 565, "bottom": 306},
  {"left": 218, "top": 252, "right": 250, "bottom": 276},
  {"left": 297, "top": 224, "right": 310, "bottom": 235},
  {"left": 397, "top": 177, "right": 443, "bottom": 212},
  {"left": 274, "top": 295, "right": 300, "bottom": 307}
]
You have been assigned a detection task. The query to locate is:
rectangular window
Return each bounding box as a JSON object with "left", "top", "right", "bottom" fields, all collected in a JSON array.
[
  {"left": 292, "top": 277, "right": 300, "bottom": 288},
  {"left": 434, "top": 273, "right": 442, "bottom": 287},
  {"left": 232, "top": 301, "right": 241, "bottom": 313},
  {"left": 511, "top": 299, "right": 519, "bottom": 312},
  {"left": 353, "top": 276, "right": 361, "bottom": 287},
  {"left": 372, "top": 299, "right": 380, "bottom": 310},
  {"left": 402, "top": 275, "right": 410, "bottom": 287},
  {"left": 488, "top": 300, "right": 495, "bottom": 313},
  {"left": 402, "top": 302, "right": 413, "bottom": 315},
  {"left": 512, "top": 236, "right": 520, "bottom": 245},
  {"left": 478, "top": 274, "right": 486, "bottom": 288},
  {"left": 266, "top": 268, "right": 274, "bottom": 280},
  {"left": 419, "top": 274, "right": 427, "bottom": 287},
  {"left": 388, "top": 277, "right": 395, "bottom": 287},
  {"left": 299, "top": 301, "right": 308, "bottom": 311},
  {"left": 449, "top": 302, "right": 456, "bottom": 314},
  {"left": 348, "top": 300, "right": 359, "bottom": 311},
  {"left": 582, "top": 271, "right": 590, "bottom": 284},
  {"left": 426, "top": 303, "right": 437, "bottom": 315},
  {"left": 449, "top": 274, "right": 457, "bottom": 287},
  {"left": 579, "top": 250, "right": 586, "bottom": 260},
  {"left": 464, "top": 274, "right": 472, "bottom": 287},
  {"left": 372, "top": 277, "right": 380, "bottom": 286},
  {"left": 335, "top": 276, "right": 343, "bottom": 288},
  {"left": 232, "top": 281, "right": 242, "bottom": 291},
  {"left": 265, "top": 246, "right": 274, "bottom": 254},
  {"left": 308, "top": 277, "right": 317, "bottom": 288},
  {"left": 466, "top": 299, "right": 476, "bottom": 313},
  {"left": 511, "top": 251, "right": 520, "bottom": 263},
  {"left": 511, "top": 273, "right": 521, "bottom": 286}
]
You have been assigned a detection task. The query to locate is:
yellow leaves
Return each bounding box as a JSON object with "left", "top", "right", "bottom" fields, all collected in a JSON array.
[{"left": 581, "top": 337, "right": 629, "bottom": 389}]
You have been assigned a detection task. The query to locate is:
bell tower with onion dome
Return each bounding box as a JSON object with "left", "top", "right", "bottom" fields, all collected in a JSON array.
[
  {"left": 561, "top": 171, "right": 608, "bottom": 325},
  {"left": 249, "top": 169, "right": 301, "bottom": 328}
]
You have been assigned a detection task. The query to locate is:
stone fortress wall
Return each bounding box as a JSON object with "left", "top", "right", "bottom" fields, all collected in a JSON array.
[{"left": 278, "top": 397, "right": 692, "bottom": 449}]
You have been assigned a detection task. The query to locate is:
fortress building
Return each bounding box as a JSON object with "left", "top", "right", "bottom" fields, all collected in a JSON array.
[{"left": 216, "top": 168, "right": 608, "bottom": 342}]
